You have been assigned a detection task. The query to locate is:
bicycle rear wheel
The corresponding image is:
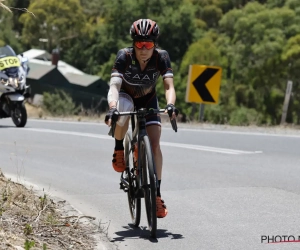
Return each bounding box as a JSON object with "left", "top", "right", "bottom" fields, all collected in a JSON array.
[
  {"left": 124, "top": 131, "right": 141, "bottom": 226},
  {"left": 141, "top": 135, "right": 157, "bottom": 238}
]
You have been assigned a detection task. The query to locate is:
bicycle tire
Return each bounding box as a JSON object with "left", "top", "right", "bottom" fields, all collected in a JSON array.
[
  {"left": 124, "top": 131, "right": 141, "bottom": 226},
  {"left": 141, "top": 135, "right": 157, "bottom": 238}
]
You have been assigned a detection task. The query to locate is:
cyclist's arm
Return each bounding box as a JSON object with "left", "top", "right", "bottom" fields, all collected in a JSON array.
[
  {"left": 157, "top": 49, "right": 176, "bottom": 105},
  {"left": 107, "top": 77, "right": 122, "bottom": 108},
  {"left": 163, "top": 77, "right": 176, "bottom": 106},
  {"left": 107, "top": 49, "right": 127, "bottom": 108}
]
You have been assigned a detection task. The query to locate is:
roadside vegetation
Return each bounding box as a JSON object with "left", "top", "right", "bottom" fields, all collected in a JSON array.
[
  {"left": 1, "top": 0, "right": 299, "bottom": 125},
  {"left": 0, "top": 169, "right": 104, "bottom": 250}
]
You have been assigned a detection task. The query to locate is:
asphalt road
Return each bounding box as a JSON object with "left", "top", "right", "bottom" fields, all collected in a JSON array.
[{"left": 0, "top": 118, "right": 300, "bottom": 250}]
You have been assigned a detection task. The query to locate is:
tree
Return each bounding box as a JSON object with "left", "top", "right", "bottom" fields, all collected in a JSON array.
[
  {"left": 155, "top": 2, "right": 196, "bottom": 64},
  {"left": 80, "top": 0, "right": 106, "bottom": 21},
  {"left": 285, "top": 0, "right": 300, "bottom": 10},
  {"left": 7, "top": 0, "right": 300, "bottom": 124},
  {"left": 180, "top": 34, "right": 224, "bottom": 76},
  {"left": 0, "top": 0, "right": 23, "bottom": 52},
  {"left": 218, "top": 0, "right": 267, "bottom": 13},
  {"left": 12, "top": 0, "right": 30, "bottom": 35},
  {"left": 20, "top": 0, "right": 86, "bottom": 52},
  {"left": 282, "top": 35, "right": 300, "bottom": 123},
  {"left": 64, "top": 0, "right": 196, "bottom": 80},
  {"left": 266, "top": 0, "right": 285, "bottom": 8},
  {"left": 200, "top": 5, "right": 223, "bottom": 28},
  {"left": 218, "top": 2, "right": 300, "bottom": 124}
]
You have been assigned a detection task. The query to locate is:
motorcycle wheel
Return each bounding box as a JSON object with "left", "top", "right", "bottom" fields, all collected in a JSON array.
[{"left": 11, "top": 102, "right": 27, "bottom": 127}]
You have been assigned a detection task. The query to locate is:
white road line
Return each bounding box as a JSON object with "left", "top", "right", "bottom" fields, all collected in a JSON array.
[
  {"left": 24, "top": 128, "right": 113, "bottom": 140},
  {"left": 28, "top": 119, "right": 104, "bottom": 126},
  {"left": 11, "top": 127, "right": 262, "bottom": 155},
  {"left": 161, "top": 142, "right": 262, "bottom": 155},
  {"left": 27, "top": 119, "right": 300, "bottom": 138},
  {"left": 179, "top": 128, "right": 300, "bottom": 138}
]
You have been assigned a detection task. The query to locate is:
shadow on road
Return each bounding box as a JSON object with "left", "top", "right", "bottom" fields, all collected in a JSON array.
[
  {"left": 0, "top": 125, "right": 16, "bottom": 128},
  {"left": 111, "top": 224, "right": 184, "bottom": 243}
]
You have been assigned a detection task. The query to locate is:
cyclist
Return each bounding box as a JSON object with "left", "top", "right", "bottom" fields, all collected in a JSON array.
[{"left": 104, "top": 19, "right": 178, "bottom": 218}]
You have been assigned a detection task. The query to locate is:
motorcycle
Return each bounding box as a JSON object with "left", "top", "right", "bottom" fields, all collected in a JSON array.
[{"left": 0, "top": 45, "right": 30, "bottom": 127}]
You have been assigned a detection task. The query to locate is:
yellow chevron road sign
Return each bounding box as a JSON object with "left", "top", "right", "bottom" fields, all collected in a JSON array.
[{"left": 185, "top": 65, "right": 222, "bottom": 104}]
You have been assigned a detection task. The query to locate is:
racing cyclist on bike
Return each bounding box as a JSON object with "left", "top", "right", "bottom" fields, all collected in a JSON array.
[{"left": 104, "top": 19, "right": 178, "bottom": 218}]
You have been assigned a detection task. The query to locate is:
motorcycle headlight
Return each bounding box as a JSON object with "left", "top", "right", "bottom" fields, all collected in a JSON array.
[{"left": 8, "top": 78, "right": 18, "bottom": 88}]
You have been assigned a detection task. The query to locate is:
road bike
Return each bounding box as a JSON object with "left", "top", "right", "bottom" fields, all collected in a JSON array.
[{"left": 109, "top": 108, "right": 177, "bottom": 238}]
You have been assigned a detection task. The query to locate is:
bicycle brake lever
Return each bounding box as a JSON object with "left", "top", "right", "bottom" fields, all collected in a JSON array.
[
  {"left": 108, "top": 127, "right": 112, "bottom": 137},
  {"left": 170, "top": 118, "right": 177, "bottom": 132},
  {"left": 108, "top": 121, "right": 116, "bottom": 137}
]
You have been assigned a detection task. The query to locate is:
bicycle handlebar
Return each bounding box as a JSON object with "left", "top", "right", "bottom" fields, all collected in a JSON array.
[
  {"left": 117, "top": 108, "right": 165, "bottom": 116},
  {"left": 108, "top": 108, "right": 177, "bottom": 137}
]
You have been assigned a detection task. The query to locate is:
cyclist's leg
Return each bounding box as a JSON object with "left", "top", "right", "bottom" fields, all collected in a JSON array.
[
  {"left": 146, "top": 126, "right": 162, "bottom": 180},
  {"left": 112, "top": 93, "right": 134, "bottom": 172},
  {"left": 134, "top": 92, "right": 162, "bottom": 179},
  {"left": 143, "top": 92, "right": 162, "bottom": 180},
  {"left": 147, "top": 125, "right": 168, "bottom": 218},
  {"left": 136, "top": 92, "right": 168, "bottom": 218},
  {"left": 114, "top": 120, "right": 129, "bottom": 140}
]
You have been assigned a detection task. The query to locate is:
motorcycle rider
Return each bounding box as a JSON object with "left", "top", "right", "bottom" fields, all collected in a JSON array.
[
  {"left": 0, "top": 45, "right": 29, "bottom": 83},
  {"left": 18, "top": 53, "right": 30, "bottom": 75},
  {"left": 0, "top": 45, "right": 30, "bottom": 127}
]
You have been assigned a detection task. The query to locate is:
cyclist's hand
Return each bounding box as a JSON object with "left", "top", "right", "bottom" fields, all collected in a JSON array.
[
  {"left": 104, "top": 107, "right": 119, "bottom": 127},
  {"left": 165, "top": 103, "right": 179, "bottom": 120}
]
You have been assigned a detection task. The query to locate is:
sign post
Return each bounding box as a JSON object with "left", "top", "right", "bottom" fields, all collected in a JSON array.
[
  {"left": 280, "top": 80, "right": 293, "bottom": 125},
  {"left": 199, "top": 103, "right": 205, "bottom": 122}
]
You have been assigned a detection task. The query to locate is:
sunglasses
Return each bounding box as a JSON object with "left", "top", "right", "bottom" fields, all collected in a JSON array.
[{"left": 134, "top": 41, "right": 155, "bottom": 50}]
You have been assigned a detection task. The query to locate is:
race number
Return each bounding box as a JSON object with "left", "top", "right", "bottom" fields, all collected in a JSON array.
[{"left": 0, "top": 56, "right": 21, "bottom": 71}]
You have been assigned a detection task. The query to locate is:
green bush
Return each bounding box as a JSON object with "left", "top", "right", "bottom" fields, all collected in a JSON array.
[
  {"left": 43, "top": 89, "right": 79, "bottom": 116},
  {"left": 205, "top": 104, "right": 229, "bottom": 124},
  {"left": 229, "top": 106, "right": 263, "bottom": 126}
]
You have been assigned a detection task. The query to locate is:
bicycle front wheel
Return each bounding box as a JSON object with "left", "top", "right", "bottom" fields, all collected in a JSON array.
[
  {"left": 124, "top": 131, "right": 141, "bottom": 226},
  {"left": 141, "top": 135, "right": 157, "bottom": 238}
]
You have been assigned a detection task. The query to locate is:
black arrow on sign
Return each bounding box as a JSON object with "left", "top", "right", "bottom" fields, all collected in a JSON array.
[{"left": 192, "top": 67, "right": 219, "bottom": 102}]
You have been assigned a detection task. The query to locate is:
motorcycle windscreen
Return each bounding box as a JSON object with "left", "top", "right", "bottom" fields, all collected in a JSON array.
[{"left": 0, "top": 45, "right": 17, "bottom": 57}]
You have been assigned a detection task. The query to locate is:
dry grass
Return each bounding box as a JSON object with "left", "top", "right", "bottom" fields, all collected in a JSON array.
[
  {"left": 25, "top": 103, "right": 44, "bottom": 119},
  {"left": 0, "top": 0, "right": 35, "bottom": 16},
  {"left": 0, "top": 0, "right": 11, "bottom": 12},
  {"left": 25, "top": 102, "right": 106, "bottom": 123},
  {"left": 0, "top": 169, "right": 102, "bottom": 250}
]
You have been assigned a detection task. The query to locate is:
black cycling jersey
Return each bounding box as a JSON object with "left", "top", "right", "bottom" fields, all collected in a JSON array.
[{"left": 111, "top": 47, "right": 173, "bottom": 99}]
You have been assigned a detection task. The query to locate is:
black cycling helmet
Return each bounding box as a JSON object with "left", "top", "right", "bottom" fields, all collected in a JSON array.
[{"left": 130, "top": 19, "right": 160, "bottom": 41}]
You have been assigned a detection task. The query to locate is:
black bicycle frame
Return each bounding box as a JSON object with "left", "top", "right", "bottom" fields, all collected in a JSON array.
[
  {"left": 110, "top": 108, "right": 177, "bottom": 196},
  {"left": 118, "top": 108, "right": 165, "bottom": 196}
]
